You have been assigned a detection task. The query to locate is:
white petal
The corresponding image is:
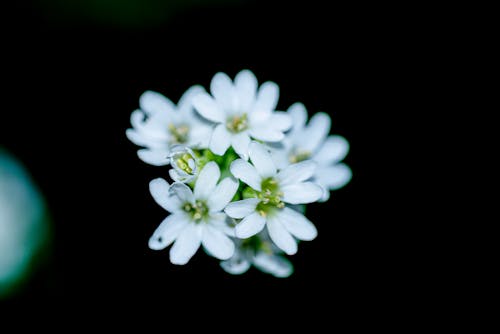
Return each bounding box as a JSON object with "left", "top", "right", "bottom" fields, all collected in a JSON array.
[
  {"left": 248, "top": 142, "right": 276, "bottom": 178},
  {"left": 202, "top": 225, "right": 235, "bottom": 260},
  {"left": 288, "top": 102, "right": 307, "bottom": 132},
  {"left": 178, "top": 85, "right": 205, "bottom": 113},
  {"left": 137, "top": 149, "right": 169, "bottom": 166},
  {"left": 170, "top": 182, "right": 195, "bottom": 204},
  {"left": 187, "top": 123, "right": 212, "bottom": 149},
  {"left": 210, "top": 213, "right": 236, "bottom": 237},
  {"left": 277, "top": 160, "right": 317, "bottom": 186},
  {"left": 169, "top": 223, "right": 202, "bottom": 265},
  {"left": 208, "top": 176, "right": 239, "bottom": 212},
  {"left": 231, "top": 132, "right": 251, "bottom": 160},
  {"left": 224, "top": 198, "right": 260, "bottom": 219},
  {"left": 139, "top": 90, "right": 175, "bottom": 116},
  {"left": 194, "top": 161, "right": 220, "bottom": 200},
  {"left": 253, "top": 81, "right": 279, "bottom": 113},
  {"left": 315, "top": 164, "right": 352, "bottom": 190},
  {"left": 148, "top": 214, "right": 189, "bottom": 250},
  {"left": 235, "top": 212, "right": 266, "bottom": 238},
  {"left": 209, "top": 124, "right": 231, "bottom": 156},
  {"left": 267, "top": 215, "right": 297, "bottom": 255},
  {"left": 278, "top": 207, "right": 317, "bottom": 241},
  {"left": 210, "top": 72, "right": 235, "bottom": 111},
  {"left": 268, "top": 112, "right": 292, "bottom": 131},
  {"left": 192, "top": 93, "right": 225, "bottom": 123},
  {"left": 249, "top": 126, "right": 285, "bottom": 142},
  {"left": 149, "top": 178, "right": 181, "bottom": 212},
  {"left": 234, "top": 69, "right": 257, "bottom": 111},
  {"left": 300, "top": 112, "right": 331, "bottom": 152},
  {"left": 252, "top": 252, "right": 293, "bottom": 278},
  {"left": 220, "top": 251, "right": 251, "bottom": 275},
  {"left": 314, "top": 135, "right": 350, "bottom": 165},
  {"left": 281, "top": 182, "right": 323, "bottom": 204},
  {"left": 126, "top": 129, "right": 166, "bottom": 149},
  {"left": 230, "top": 159, "right": 262, "bottom": 191},
  {"left": 318, "top": 185, "right": 330, "bottom": 202}
]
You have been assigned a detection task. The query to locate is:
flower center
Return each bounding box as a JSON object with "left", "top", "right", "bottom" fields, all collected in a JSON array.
[
  {"left": 289, "top": 149, "right": 311, "bottom": 163},
  {"left": 168, "top": 123, "right": 189, "bottom": 144},
  {"left": 183, "top": 200, "right": 209, "bottom": 222},
  {"left": 226, "top": 113, "right": 248, "bottom": 133},
  {"left": 256, "top": 177, "right": 284, "bottom": 217}
]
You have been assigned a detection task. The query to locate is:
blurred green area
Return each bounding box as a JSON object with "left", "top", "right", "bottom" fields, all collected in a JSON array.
[
  {"left": 0, "top": 148, "right": 52, "bottom": 299},
  {"left": 37, "top": 0, "right": 244, "bottom": 28}
]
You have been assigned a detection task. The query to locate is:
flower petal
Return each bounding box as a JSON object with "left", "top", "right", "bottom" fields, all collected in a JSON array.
[
  {"left": 126, "top": 129, "right": 167, "bottom": 149},
  {"left": 192, "top": 92, "right": 225, "bottom": 123},
  {"left": 267, "top": 215, "right": 297, "bottom": 255},
  {"left": 202, "top": 225, "right": 235, "bottom": 260},
  {"left": 210, "top": 124, "right": 232, "bottom": 156},
  {"left": 170, "top": 182, "right": 195, "bottom": 204},
  {"left": 278, "top": 207, "right": 317, "bottom": 241},
  {"left": 277, "top": 160, "right": 317, "bottom": 186},
  {"left": 268, "top": 112, "right": 292, "bottom": 131},
  {"left": 137, "top": 149, "right": 169, "bottom": 166},
  {"left": 230, "top": 159, "right": 262, "bottom": 191},
  {"left": 248, "top": 142, "right": 276, "bottom": 178},
  {"left": 194, "top": 161, "right": 220, "bottom": 200},
  {"left": 148, "top": 213, "right": 189, "bottom": 250},
  {"left": 220, "top": 252, "right": 251, "bottom": 275},
  {"left": 210, "top": 72, "right": 235, "bottom": 111},
  {"left": 210, "top": 213, "right": 236, "bottom": 237},
  {"left": 281, "top": 182, "right": 323, "bottom": 204},
  {"left": 139, "top": 90, "right": 175, "bottom": 116},
  {"left": 288, "top": 102, "right": 307, "bottom": 132},
  {"left": 225, "top": 198, "right": 260, "bottom": 219},
  {"left": 178, "top": 85, "right": 205, "bottom": 113},
  {"left": 314, "top": 135, "right": 350, "bottom": 165},
  {"left": 208, "top": 176, "right": 239, "bottom": 212},
  {"left": 315, "top": 164, "right": 352, "bottom": 190},
  {"left": 252, "top": 252, "right": 293, "bottom": 278},
  {"left": 234, "top": 69, "right": 257, "bottom": 111},
  {"left": 149, "top": 178, "right": 181, "bottom": 212},
  {"left": 231, "top": 132, "right": 251, "bottom": 160},
  {"left": 299, "top": 112, "right": 331, "bottom": 153},
  {"left": 253, "top": 81, "right": 279, "bottom": 113},
  {"left": 235, "top": 212, "right": 266, "bottom": 238},
  {"left": 249, "top": 126, "right": 284, "bottom": 142},
  {"left": 169, "top": 223, "right": 202, "bottom": 265}
]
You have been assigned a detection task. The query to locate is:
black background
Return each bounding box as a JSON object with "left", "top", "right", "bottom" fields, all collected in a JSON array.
[{"left": 0, "top": 0, "right": 420, "bottom": 316}]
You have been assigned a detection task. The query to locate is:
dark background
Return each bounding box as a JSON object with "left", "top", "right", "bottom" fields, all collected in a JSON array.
[{"left": 0, "top": 0, "right": 420, "bottom": 315}]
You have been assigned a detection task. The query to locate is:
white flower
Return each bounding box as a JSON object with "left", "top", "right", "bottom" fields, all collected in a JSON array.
[
  {"left": 167, "top": 145, "right": 198, "bottom": 183},
  {"left": 126, "top": 86, "right": 212, "bottom": 166},
  {"left": 220, "top": 234, "right": 293, "bottom": 278},
  {"left": 192, "top": 69, "right": 292, "bottom": 160},
  {"left": 225, "top": 142, "right": 321, "bottom": 255},
  {"left": 272, "top": 103, "right": 352, "bottom": 201},
  {"left": 148, "top": 162, "right": 239, "bottom": 265}
]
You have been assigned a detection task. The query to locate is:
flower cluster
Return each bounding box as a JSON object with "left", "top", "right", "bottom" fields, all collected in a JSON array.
[{"left": 127, "top": 70, "right": 351, "bottom": 277}]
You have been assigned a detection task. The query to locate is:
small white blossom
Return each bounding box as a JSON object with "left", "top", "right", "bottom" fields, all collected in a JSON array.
[
  {"left": 192, "top": 70, "right": 292, "bottom": 160},
  {"left": 225, "top": 142, "right": 321, "bottom": 255},
  {"left": 148, "top": 162, "right": 238, "bottom": 264},
  {"left": 167, "top": 145, "right": 198, "bottom": 183},
  {"left": 272, "top": 103, "right": 352, "bottom": 201},
  {"left": 220, "top": 234, "right": 293, "bottom": 278},
  {"left": 126, "top": 86, "right": 212, "bottom": 166}
]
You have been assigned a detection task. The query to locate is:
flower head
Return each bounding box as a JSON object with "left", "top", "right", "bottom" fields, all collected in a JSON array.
[
  {"left": 225, "top": 142, "right": 321, "bottom": 255},
  {"left": 272, "top": 103, "right": 352, "bottom": 201},
  {"left": 192, "top": 70, "right": 292, "bottom": 160},
  {"left": 148, "top": 162, "right": 238, "bottom": 264},
  {"left": 220, "top": 233, "right": 293, "bottom": 278},
  {"left": 126, "top": 86, "right": 212, "bottom": 166}
]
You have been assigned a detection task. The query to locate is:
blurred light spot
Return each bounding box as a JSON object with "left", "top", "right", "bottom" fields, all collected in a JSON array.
[{"left": 0, "top": 148, "right": 50, "bottom": 298}]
